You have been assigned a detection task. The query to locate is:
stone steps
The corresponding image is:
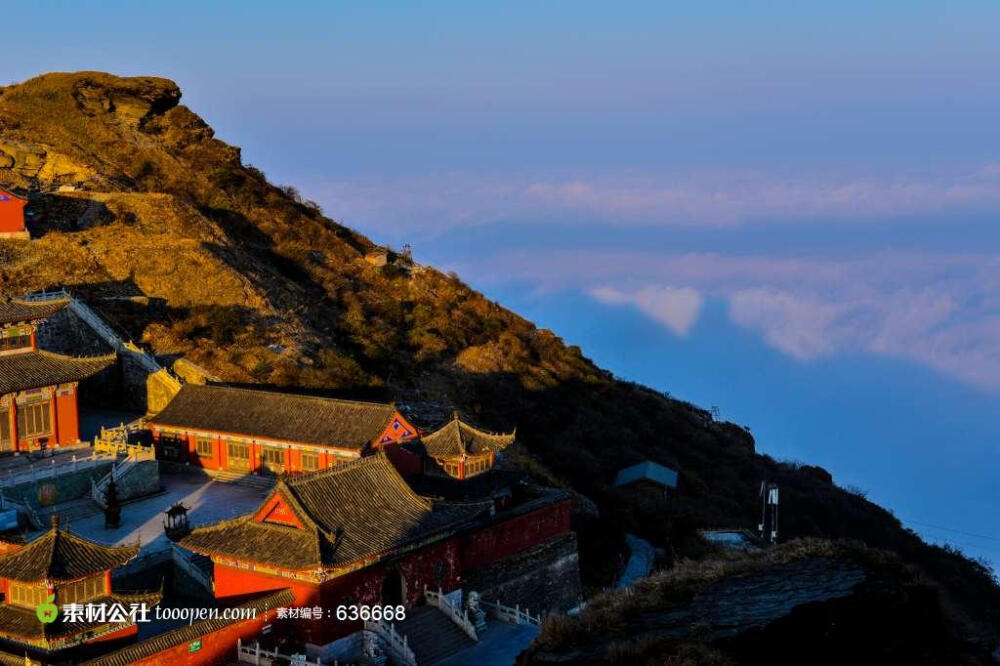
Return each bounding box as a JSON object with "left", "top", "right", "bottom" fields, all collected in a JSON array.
[
  {"left": 395, "top": 606, "right": 477, "bottom": 665},
  {"left": 159, "top": 462, "right": 276, "bottom": 491},
  {"left": 205, "top": 469, "right": 276, "bottom": 490}
]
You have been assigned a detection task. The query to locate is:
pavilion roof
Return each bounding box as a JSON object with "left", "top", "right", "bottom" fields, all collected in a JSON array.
[
  {"left": 0, "top": 522, "right": 139, "bottom": 583},
  {"left": 0, "top": 298, "right": 68, "bottom": 325},
  {"left": 148, "top": 384, "right": 400, "bottom": 450},
  {"left": 0, "top": 350, "right": 115, "bottom": 395},
  {"left": 420, "top": 414, "right": 515, "bottom": 458},
  {"left": 180, "top": 452, "right": 488, "bottom": 570}
]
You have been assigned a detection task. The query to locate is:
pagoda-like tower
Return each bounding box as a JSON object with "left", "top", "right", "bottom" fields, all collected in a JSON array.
[
  {"left": 419, "top": 414, "right": 515, "bottom": 479},
  {"left": 0, "top": 517, "right": 159, "bottom": 658}
]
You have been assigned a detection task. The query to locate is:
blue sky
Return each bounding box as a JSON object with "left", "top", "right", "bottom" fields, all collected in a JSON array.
[{"left": 6, "top": 1, "right": 1000, "bottom": 565}]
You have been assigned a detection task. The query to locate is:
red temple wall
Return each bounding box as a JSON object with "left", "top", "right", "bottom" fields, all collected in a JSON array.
[
  {"left": 3, "top": 385, "right": 81, "bottom": 452},
  {"left": 212, "top": 536, "right": 462, "bottom": 645},
  {"left": 55, "top": 388, "right": 80, "bottom": 444},
  {"left": 150, "top": 428, "right": 357, "bottom": 474},
  {"left": 459, "top": 499, "right": 572, "bottom": 570},
  {"left": 0, "top": 196, "right": 26, "bottom": 234},
  {"left": 382, "top": 443, "right": 423, "bottom": 475},
  {"left": 213, "top": 565, "right": 318, "bottom": 606}
]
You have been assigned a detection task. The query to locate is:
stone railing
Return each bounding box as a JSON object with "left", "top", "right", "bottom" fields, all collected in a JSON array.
[
  {"left": 236, "top": 639, "right": 324, "bottom": 665},
  {"left": 425, "top": 586, "right": 479, "bottom": 641},
  {"left": 364, "top": 619, "right": 417, "bottom": 666},
  {"left": 482, "top": 599, "right": 543, "bottom": 627},
  {"left": 2, "top": 451, "right": 113, "bottom": 488},
  {"left": 21, "top": 288, "right": 71, "bottom": 303},
  {"left": 93, "top": 420, "right": 149, "bottom": 455},
  {"left": 0, "top": 490, "right": 43, "bottom": 529},
  {"left": 90, "top": 446, "right": 155, "bottom": 508}
]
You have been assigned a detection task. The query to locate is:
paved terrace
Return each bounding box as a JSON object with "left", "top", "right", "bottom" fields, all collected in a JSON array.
[{"left": 32, "top": 472, "right": 268, "bottom": 554}]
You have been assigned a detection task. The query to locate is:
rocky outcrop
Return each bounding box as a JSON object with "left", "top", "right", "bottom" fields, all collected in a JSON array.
[
  {"left": 0, "top": 138, "right": 96, "bottom": 189},
  {"left": 69, "top": 73, "right": 181, "bottom": 125},
  {"left": 0, "top": 138, "right": 46, "bottom": 176},
  {"left": 520, "top": 542, "right": 995, "bottom": 665}
]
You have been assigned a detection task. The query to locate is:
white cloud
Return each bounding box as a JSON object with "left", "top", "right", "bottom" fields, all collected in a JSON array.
[
  {"left": 458, "top": 249, "right": 1000, "bottom": 391},
  {"left": 592, "top": 285, "right": 702, "bottom": 337},
  {"left": 311, "top": 165, "right": 1000, "bottom": 233},
  {"left": 728, "top": 289, "right": 840, "bottom": 359}
]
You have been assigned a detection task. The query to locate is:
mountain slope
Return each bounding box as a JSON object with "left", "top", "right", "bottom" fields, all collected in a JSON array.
[{"left": 1, "top": 72, "right": 997, "bottom": 648}]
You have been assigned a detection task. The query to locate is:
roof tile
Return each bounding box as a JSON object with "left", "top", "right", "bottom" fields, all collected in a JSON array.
[{"left": 149, "top": 385, "right": 399, "bottom": 450}]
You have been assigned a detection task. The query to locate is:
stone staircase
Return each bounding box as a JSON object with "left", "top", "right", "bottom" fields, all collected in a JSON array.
[
  {"left": 394, "top": 607, "right": 477, "bottom": 665},
  {"left": 204, "top": 469, "right": 276, "bottom": 491},
  {"left": 158, "top": 462, "right": 277, "bottom": 491}
]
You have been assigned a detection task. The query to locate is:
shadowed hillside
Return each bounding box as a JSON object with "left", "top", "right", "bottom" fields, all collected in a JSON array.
[{"left": 1, "top": 72, "right": 997, "bottom": 653}]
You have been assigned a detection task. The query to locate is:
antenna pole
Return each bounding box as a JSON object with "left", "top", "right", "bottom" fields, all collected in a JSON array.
[
  {"left": 768, "top": 484, "right": 780, "bottom": 544},
  {"left": 758, "top": 480, "right": 767, "bottom": 539}
]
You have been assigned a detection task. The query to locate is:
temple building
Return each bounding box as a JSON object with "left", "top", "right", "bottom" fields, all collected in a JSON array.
[
  {"left": 0, "top": 299, "right": 115, "bottom": 453},
  {"left": 0, "top": 517, "right": 159, "bottom": 660},
  {"left": 147, "top": 384, "right": 418, "bottom": 475},
  {"left": 0, "top": 189, "right": 29, "bottom": 240},
  {"left": 419, "top": 413, "right": 515, "bottom": 479},
  {"left": 179, "top": 451, "right": 573, "bottom": 647}
]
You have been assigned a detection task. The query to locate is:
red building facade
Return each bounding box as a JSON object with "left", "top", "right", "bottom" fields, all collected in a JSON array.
[
  {"left": 148, "top": 385, "right": 418, "bottom": 475},
  {"left": 0, "top": 189, "right": 28, "bottom": 240}
]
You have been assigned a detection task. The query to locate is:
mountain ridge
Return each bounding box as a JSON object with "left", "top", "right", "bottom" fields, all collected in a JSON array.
[{"left": 1, "top": 71, "right": 997, "bottom": 651}]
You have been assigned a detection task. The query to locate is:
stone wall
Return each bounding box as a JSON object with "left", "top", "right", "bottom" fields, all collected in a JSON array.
[
  {"left": 172, "top": 358, "right": 219, "bottom": 385},
  {"left": 1, "top": 462, "right": 113, "bottom": 507},
  {"left": 115, "top": 459, "right": 161, "bottom": 501},
  {"left": 146, "top": 369, "right": 181, "bottom": 414},
  {"left": 35, "top": 306, "right": 114, "bottom": 356},
  {"left": 463, "top": 533, "right": 582, "bottom": 613}
]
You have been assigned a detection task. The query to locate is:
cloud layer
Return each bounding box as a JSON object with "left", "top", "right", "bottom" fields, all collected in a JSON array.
[
  {"left": 311, "top": 165, "right": 1000, "bottom": 392},
  {"left": 458, "top": 250, "right": 1000, "bottom": 391},
  {"left": 314, "top": 164, "right": 1000, "bottom": 233}
]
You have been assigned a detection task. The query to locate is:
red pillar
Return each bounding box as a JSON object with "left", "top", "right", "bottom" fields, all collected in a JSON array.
[
  {"left": 49, "top": 390, "right": 59, "bottom": 448},
  {"left": 10, "top": 400, "right": 20, "bottom": 453}
]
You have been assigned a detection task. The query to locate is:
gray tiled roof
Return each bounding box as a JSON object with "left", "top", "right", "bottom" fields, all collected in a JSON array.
[
  {"left": 0, "top": 350, "right": 115, "bottom": 395},
  {"left": 0, "top": 298, "right": 68, "bottom": 325},
  {"left": 148, "top": 384, "right": 400, "bottom": 450},
  {"left": 420, "top": 416, "right": 515, "bottom": 458},
  {"left": 180, "top": 452, "right": 488, "bottom": 569},
  {"left": 0, "top": 525, "right": 139, "bottom": 582}
]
